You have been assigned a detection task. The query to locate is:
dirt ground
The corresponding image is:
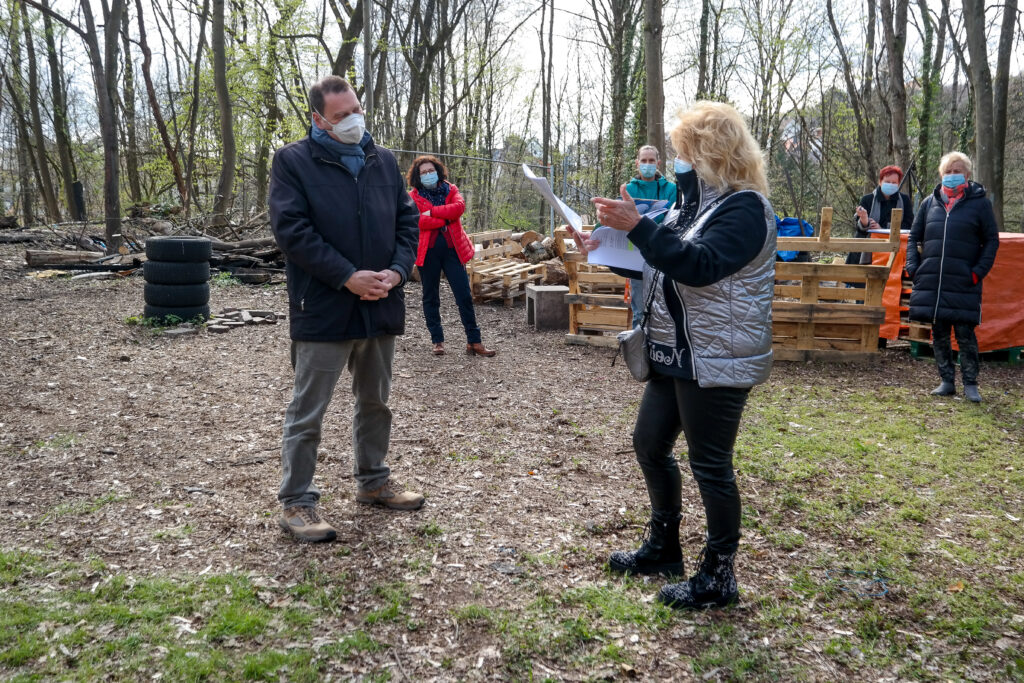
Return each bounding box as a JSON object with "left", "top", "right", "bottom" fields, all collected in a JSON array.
[{"left": 1, "top": 240, "right": 1022, "bottom": 681}]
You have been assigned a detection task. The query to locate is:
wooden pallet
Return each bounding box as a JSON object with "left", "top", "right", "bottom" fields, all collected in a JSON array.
[
  {"left": 773, "top": 207, "right": 902, "bottom": 362},
  {"left": 469, "top": 259, "right": 546, "bottom": 307},
  {"left": 553, "top": 227, "right": 631, "bottom": 346},
  {"left": 464, "top": 230, "right": 542, "bottom": 306}
]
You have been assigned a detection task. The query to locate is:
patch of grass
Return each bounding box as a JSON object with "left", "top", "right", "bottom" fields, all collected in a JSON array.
[
  {"left": 364, "top": 582, "right": 411, "bottom": 625},
  {"left": 211, "top": 271, "right": 241, "bottom": 286},
  {"left": 44, "top": 491, "right": 125, "bottom": 520},
  {"left": 417, "top": 520, "right": 444, "bottom": 537}
]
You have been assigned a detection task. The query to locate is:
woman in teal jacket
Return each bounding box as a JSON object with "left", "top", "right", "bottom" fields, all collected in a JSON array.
[{"left": 624, "top": 145, "right": 676, "bottom": 326}]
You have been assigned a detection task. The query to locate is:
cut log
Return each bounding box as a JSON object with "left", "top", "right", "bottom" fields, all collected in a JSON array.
[
  {"left": 25, "top": 249, "right": 105, "bottom": 267},
  {"left": 512, "top": 230, "right": 542, "bottom": 248},
  {"left": 210, "top": 237, "right": 278, "bottom": 251},
  {"left": 541, "top": 258, "right": 568, "bottom": 286}
]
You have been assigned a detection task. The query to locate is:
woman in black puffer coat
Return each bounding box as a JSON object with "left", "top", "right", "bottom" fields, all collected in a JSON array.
[{"left": 906, "top": 152, "right": 999, "bottom": 402}]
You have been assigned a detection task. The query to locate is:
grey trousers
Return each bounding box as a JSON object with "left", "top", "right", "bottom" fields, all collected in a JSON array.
[{"left": 279, "top": 337, "right": 395, "bottom": 509}]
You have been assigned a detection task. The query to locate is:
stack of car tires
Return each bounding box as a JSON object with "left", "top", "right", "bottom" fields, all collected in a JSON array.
[{"left": 143, "top": 236, "right": 212, "bottom": 323}]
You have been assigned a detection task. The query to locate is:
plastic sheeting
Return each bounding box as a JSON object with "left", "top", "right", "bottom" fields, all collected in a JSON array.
[{"left": 874, "top": 232, "right": 1024, "bottom": 352}]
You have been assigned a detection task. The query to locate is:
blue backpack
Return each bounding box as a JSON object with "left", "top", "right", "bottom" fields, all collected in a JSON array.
[{"left": 775, "top": 216, "right": 814, "bottom": 262}]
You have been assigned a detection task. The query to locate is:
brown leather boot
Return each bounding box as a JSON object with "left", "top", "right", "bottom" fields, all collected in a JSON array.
[
  {"left": 356, "top": 479, "right": 424, "bottom": 510},
  {"left": 432, "top": 342, "right": 445, "bottom": 355},
  {"left": 466, "top": 342, "right": 496, "bottom": 357},
  {"left": 279, "top": 506, "right": 337, "bottom": 543}
]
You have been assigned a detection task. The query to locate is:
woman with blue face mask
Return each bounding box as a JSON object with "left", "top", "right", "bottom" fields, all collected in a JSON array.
[
  {"left": 623, "top": 145, "right": 676, "bottom": 327},
  {"left": 847, "top": 165, "right": 914, "bottom": 267},
  {"left": 407, "top": 156, "right": 496, "bottom": 358},
  {"left": 905, "top": 152, "right": 1000, "bottom": 403}
]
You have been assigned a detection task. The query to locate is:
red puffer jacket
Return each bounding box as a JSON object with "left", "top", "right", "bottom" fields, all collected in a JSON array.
[{"left": 411, "top": 184, "right": 475, "bottom": 266}]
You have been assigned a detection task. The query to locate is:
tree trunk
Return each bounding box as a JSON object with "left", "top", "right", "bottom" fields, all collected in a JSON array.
[
  {"left": 134, "top": 0, "right": 188, "bottom": 210},
  {"left": 18, "top": 2, "right": 62, "bottom": 221},
  {"left": 961, "top": 0, "right": 996, "bottom": 218},
  {"left": 880, "top": 0, "right": 910, "bottom": 172},
  {"left": 119, "top": 6, "right": 142, "bottom": 203},
  {"left": 826, "top": 0, "right": 876, "bottom": 188},
  {"left": 643, "top": 0, "right": 664, "bottom": 162},
  {"left": 40, "top": 1, "right": 79, "bottom": 219},
  {"left": 914, "top": 0, "right": 945, "bottom": 198},
  {"left": 210, "top": 0, "right": 236, "bottom": 229},
  {"left": 696, "top": 0, "right": 710, "bottom": 99},
  {"left": 185, "top": 0, "right": 211, "bottom": 217},
  {"left": 989, "top": 0, "right": 1017, "bottom": 227}
]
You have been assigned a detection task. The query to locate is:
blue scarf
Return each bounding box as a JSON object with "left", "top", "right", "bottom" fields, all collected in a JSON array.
[
  {"left": 419, "top": 181, "right": 450, "bottom": 206},
  {"left": 310, "top": 122, "right": 369, "bottom": 177}
]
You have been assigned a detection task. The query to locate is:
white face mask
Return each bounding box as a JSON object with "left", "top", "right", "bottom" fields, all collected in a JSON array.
[{"left": 317, "top": 111, "right": 365, "bottom": 144}]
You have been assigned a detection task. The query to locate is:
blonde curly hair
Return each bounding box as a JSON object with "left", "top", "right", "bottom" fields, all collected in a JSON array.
[
  {"left": 938, "top": 151, "right": 973, "bottom": 176},
  {"left": 670, "top": 101, "right": 768, "bottom": 195}
]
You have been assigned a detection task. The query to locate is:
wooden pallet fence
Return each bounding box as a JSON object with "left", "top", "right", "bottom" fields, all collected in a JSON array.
[
  {"left": 465, "top": 229, "right": 545, "bottom": 307},
  {"left": 553, "top": 227, "right": 631, "bottom": 347},
  {"left": 773, "top": 207, "right": 901, "bottom": 362}
]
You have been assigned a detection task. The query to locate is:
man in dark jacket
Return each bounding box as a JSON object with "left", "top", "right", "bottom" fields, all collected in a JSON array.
[
  {"left": 269, "top": 75, "right": 422, "bottom": 543},
  {"left": 906, "top": 152, "right": 999, "bottom": 403}
]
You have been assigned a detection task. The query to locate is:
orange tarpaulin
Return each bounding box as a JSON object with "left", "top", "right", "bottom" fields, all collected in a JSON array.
[{"left": 873, "top": 232, "right": 1024, "bottom": 352}]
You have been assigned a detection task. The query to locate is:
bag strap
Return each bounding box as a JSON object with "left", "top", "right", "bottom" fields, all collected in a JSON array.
[{"left": 637, "top": 273, "right": 659, "bottom": 332}]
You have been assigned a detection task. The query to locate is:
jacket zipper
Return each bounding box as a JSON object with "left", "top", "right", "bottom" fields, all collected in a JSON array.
[
  {"left": 304, "top": 151, "right": 377, "bottom": 311},
  {"left": 932, "top": 194, "right": 960, "bottom": 324}
]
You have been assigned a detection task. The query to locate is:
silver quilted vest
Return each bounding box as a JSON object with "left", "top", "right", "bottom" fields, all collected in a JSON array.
[{"left": 642, "top": 186, "right": 776, "bottom": 388}]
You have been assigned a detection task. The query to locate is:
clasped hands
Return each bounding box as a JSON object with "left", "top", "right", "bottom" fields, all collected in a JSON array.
[
  {"left": 570, "top": 184, "right": 643, "bottom": 254},
  {"left": 345, "top": 269, "right": 401, "bottom": 300}
]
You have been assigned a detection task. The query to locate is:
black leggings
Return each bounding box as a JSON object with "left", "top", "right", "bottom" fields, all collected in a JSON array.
[{"left": 632, "top": 373, "right": 750, "bottom": 553}]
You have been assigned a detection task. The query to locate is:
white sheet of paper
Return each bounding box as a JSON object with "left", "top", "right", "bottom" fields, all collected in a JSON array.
[
  {"left": 522, "top": 163, "right": 583, "bottom": 235},
  {"left": 587, "top": 226, "right": 645, "bottom": 271}
]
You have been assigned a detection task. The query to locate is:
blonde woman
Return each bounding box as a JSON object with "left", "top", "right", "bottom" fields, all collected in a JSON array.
[
  {"left": 905, "top": 152, "right": 999, "bottom": 402},
  {"left": 580, "top": 102, "right": 776, "bottom": 609}
]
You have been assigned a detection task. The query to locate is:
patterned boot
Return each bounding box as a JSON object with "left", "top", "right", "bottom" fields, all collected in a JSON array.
[
  {"left": 608, "top": 510, "right": 683, "bottom": 577},
  {"left": 658, "top": 546, "right": 739, "bottom": 609}
]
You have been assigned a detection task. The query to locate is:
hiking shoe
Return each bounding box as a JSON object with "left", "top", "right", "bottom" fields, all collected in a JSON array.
[
  {"left": 279, "top": 506, "right": 337, "bottom": 543},
  {"left": 930, "top": 381, "right": 956, "bottom": 396},
  {"left": 659, "top": 546, "right": 739, "bottom": 610},
  {"left": 356, "top": 480, "right": 424, "bottom": 510},
  {"left": 964, "top": 384, "right": 982, "bottom": 403},
  {"left": 608, "top": 510, "right": 683, "bottom": 577}
]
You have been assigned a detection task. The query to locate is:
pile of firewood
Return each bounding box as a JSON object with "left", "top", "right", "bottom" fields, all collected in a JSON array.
[{"left": 510, "top": 230, "right": 567, "bottom": 286}]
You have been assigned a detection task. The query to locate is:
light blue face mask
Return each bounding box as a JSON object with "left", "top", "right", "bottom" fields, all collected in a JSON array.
[
  {"left": 942, "top": 173, "right": 966, "bottom": 189},
  {"left": 420, "top": 171, "right": 439, "bottom": 189},
  {"left": 674, "top": 158, "right": 693, "bottom": 174},
  {"left": 638, "top": 163, "right": 657, "bottom": 179},
  {"left": 880, "top": 182, "right": 899, "bottom": 196}
]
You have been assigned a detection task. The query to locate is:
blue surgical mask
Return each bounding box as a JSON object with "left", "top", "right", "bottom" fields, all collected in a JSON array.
[
  {"left": 942, "top": 173, "right": 965, "bottom": 189},
  {"left": 638, "top": 163, "right": 657, "bottom": 179},
  {"left": 674, "top": 158, "right": 693, "bottom": 174},
  {"left": 880, "top": 182, "right": 899, "bottom": 196},
  {"left": 420, "top": 171, "right": 439, "bottom": 189}
]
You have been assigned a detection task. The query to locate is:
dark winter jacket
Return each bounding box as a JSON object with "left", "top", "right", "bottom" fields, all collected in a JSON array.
[
  {"left": 846, "top": 188, "right": 914, "bottom": 265},
  {"left": 906, "top": 182, "right": 1000, "bottom": 325},
  {"left": 269, "top": 131, "right": 419, "bottom": 341}
]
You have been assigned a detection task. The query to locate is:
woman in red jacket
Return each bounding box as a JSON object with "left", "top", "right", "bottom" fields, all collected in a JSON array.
[{"left": 407, "top": 156, "right": 496, "bottom": 357}]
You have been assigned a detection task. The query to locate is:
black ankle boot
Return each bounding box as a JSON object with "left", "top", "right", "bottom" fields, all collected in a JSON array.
[
  {"left": 608, "top": 511, "right": 683, "bottom": 576},
  {"left": 658, "top": 546, "right": 739, "bottom": 609}
]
